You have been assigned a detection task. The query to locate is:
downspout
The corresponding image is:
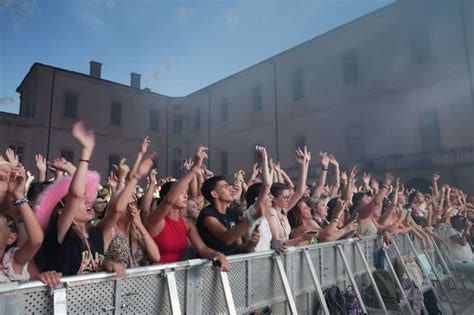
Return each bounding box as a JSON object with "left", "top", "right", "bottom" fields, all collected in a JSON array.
[
  {"left": 207, "top": 89, "right": 212, "bottom": 167},
  {"left": 459, "top": 0, "right": 474, "bottom": 108}
]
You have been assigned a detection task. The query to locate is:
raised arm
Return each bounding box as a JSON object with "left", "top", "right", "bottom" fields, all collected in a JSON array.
[
  {"left": 57, "top": 121, "right": 94, "bottom": 244},
  {"left": 432, "top": 172, "right": 440, "bottom": 199},
  {"left": 146, "top": 147, "right": 207, "bottom": 237},
  {"left": 9, "top": 167, "right": 44, "bottom": 268},
  {"left": 358, "top": 173, "right": 393, "bottom": 220},
  {"left": 312, "top": 152, "right": 328, "bottom": 199},
  {"left": 328, "top": 154, "right": 340, "bottom": 198},
  {"left": 286, "top": 146, "right": 311, "bottom": 212},
  {"left": 129, "top": 136, "right": 150, "bottom": 180},
  {"left": 140, "top": 168, "right": 158, "bottom": 223},
  {"left": 35, "top": 154, "right": 47, "bottom": 183}
]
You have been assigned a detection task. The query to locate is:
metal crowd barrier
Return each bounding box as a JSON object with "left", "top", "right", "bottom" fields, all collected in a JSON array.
[{"left": 0, "top": 233, "right": 470, "bottom": 314}]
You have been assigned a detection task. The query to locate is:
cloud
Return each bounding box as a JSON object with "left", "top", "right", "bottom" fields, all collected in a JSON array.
[
  {"left": 78, "top": 10, "right": 104, "bottom": 29},
  {"left": 225, "top": 8, "right": 240, "bottom": 28},
  {"left": 0, "top": 0, "right": 37, "bottom": 29},
  {"left": 177, "top": 5, "right": 194, "bottom": 22},
  {"left": 152, "top": 55, "right": 176, "bottom": 82},
  {"left": 0, "top": 97, "right": 16, "bottom": 105}
]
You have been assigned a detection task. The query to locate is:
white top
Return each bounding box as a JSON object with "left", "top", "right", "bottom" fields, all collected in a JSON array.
[
  {"left": 0, "top": 247, "right": 30, "bottom": 283},
  {"left": 244, "top": 205, "right": 272, "bottom": 252},
  {"left": 269, "top": 207, "right": 291, "bottom": 241},
  {"left": 445, "top": 227, "right": 473, "bottom": 262}
]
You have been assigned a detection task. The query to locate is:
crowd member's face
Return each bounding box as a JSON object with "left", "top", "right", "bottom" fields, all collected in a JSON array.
[
  {"left": 74, "top": 196, "right": 95, "bottom": 223},
  {"left": 187, "top": 200, "right": 200, "bottom": 220},
  {"left": 176, "top": 188, "right": 189, "bottom": 209},
  {"left": 273, "top": 189, "right": 291, "bottom": 209},
  {"left": 0, "top": 216, "right": 16, "bottom": 250},
  {"left": 299, "top": 201, "right": 313, "bottom": 220},
  {"left": 415, "top": 192, "right": 425, "bottom": 204},
  {"left": 315, "top": 201, "right": 328, "bottom": 219},
  {"left": 360, "top": 194, "right": 372, "bottom": 206},
  {"left": 398, "top": 193, "right": 406, "bottom": 206},
  {"left": 93, "top": 197, "right": 108, "bottom": 214},
  {"left": 212, "top": 180, "right": 234, "bottom": 203}
]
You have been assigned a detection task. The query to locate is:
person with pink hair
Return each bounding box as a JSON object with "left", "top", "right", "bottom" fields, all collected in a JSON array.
[{"left": 40, "top": 121, "right": 123, "bottom": 276}]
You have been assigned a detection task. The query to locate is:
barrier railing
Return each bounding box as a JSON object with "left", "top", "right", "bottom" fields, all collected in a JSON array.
[{"left": 0, "top": 233, "right": 469, "bottom": 314}]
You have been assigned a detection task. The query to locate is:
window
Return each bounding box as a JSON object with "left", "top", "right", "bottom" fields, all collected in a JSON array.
[
  {"left": 108, "top": 154, "right": 120, "bottom": 173},
  {"left": 221, "top": 151, "right": 228, "bottom": 176},
  {"left": 342, "top": 50, "right": 358, "bottom": 84},
  {"left": 111, "top": 102, "right": 122, "bottom": 126},
  {"left": 347, "top": 126, "right": 365, "bottom": 160},
  {"left": 221, "top": 98, "right": 228, "bottom": 123},
  {"left": 8, "top": 145, "right": 24, "bottom": 163},
  {"left": 418, "top": 110, "right": 441, "bottom": 152},
  {"left": 173, "top": 112, "right": 183, "bottom": 134},
  {"left": 172, "top": 160, "right": 182, "bottom": 178},
  {"left": 60, "top": 150, "right": 74, "bottom": 163},
  {"left": 252, "top": 85, "right": 262, "bottom": 112},
  {"left": 150, "top": 109, "right": 159, "bottom": 131},
  {"left": 292, "top": 69, "right": 304, "bottom": 100},
  {"left": 294, "top": 135, "right": 306, "bottom": 150},
  {"left": 64, "top": 91, "right": 78, "bottom": 118},
  {"left": 410, "top": 30, "right": 431, "bottom": 64},
  {"left": 194, "top": 107, "right": 201, "bottom": 130}
]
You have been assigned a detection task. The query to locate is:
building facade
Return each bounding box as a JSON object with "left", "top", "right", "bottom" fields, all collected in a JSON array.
[{"left": 2, "top": 1, "right": 474, "bottom": 190}]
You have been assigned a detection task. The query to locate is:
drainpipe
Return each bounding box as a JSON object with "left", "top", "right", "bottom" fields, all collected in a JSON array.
[
  {"left": 207, "top": 89, "right": 212, "bottom": 167},
  {"left": 459, "top": 0, "right": 474, "bottom": 108}
]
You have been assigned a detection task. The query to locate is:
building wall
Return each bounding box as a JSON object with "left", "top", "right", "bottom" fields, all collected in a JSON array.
[{"left": 2, "top": 1, "right": 474, "bottom": 191}]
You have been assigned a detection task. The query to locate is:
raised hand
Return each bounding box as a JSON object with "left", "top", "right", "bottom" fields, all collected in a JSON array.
[
  {"left": 135, "top": 152, "right": 157, "bottom": 179},
  {"left": 5, "top": 148, "right": 19, "bottom": 167},
  {"left": 115, "top": 158, "right": 130, "bottom": 180},
  {"left": 35, "top": 154, "right": 47, "bottom": 173},
  {"left": 432, "top": 172, "right": 440, "bottom": 182},
  {"left": 48, "top": 157, "right": 76, "bottom": 175},
  {"left": 182, "top": 158, "right": 194, "bottom": 172},
  {"left": 328, "top": 154, "right": 339, "bottom": 166},
  {"left": 362, "top": 173, "right": 371, "bottom": 185},
  {"left": 108, "top": 171, "right": 119, "bottom": 189},
  {"left": 296, "top": 146, "right": 311, "bottom": 165},
  {"left": 148, "top": 169, "right": 158, "bottom": 185},
  {"left": 140, "top": 136, "right": 151, "bottom": 154},
  {"left": 8, "top": 166, "right": 27, "bottom": 199},
  {"left": 319, "top": 151, "right": 329, "bottom": 168},
  {"left": 72, "top": 121, "right": 95, "bottom": 149},
  {"left": 192, "top": 146, "right": 208, "bottom": 170},
  {"left": 349, "top": 166, "right": 358, "bottom": 180},
  {"left": 340, "top": 171, "right": 348, "bottom": 182},
  {"left": 384, "top": 173, "right": 394, "bottom": 186}
]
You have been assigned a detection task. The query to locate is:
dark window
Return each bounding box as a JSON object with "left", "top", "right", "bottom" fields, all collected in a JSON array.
[
  {"left": 252, "top": 85, "right": 262, "bottom": 112},
  {"left": 173, "top": 112, "right": 183, "bottom": 134},
  {"left": 347, "top": 126, "right": 365, "bottom": 160},
  {"left": 150, "top": 109, "right": 159, "bottom": 131},
  {"left": 294, "top": 135, "right": 306, "bottom": 150},
  {"left": 221, "top": 151, "right": 228, "bottom": 176},
  {"left": 108, "top": 154, "right": 120, "bottom": 173},
  {"left": 111, "top": 102, "right": 122, "bottom": 126},
  {"left": 221, "top": 98, "right": 228, "bottom": 123},
  {"left": 9, "top": 145, "right": 24, "bottom": 163},
  {"left": 172, "top": 160, "right": 182, "bottom": 178},
  {"left": 61, "top": 150, "right": 74, "bottom": 163},
  {"left": 418, "top": 110, "right": 441, "bottom": 152},
  {"left": 410, "top": 30, "right": 431, "bottom": 64},
  {"left": 64, "top": 91, "right": 78, "bottom": 118},
  {"left": 194, "top": 107, "right": 201, "bottom": 130},
  {"left": 292, "top": 69, "right": 304, "bottom": 100},
  {"left": 342, "top": 50, "right": 358, "bottom": 84}
]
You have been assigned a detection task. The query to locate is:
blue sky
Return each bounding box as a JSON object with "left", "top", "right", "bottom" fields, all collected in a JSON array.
[{"left": 0, "top": 0, "right": 392, "bottom": 113}]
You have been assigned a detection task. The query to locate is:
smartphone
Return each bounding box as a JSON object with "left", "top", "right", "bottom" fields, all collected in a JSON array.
[{"left": 253, "top": 223, "right": 260, "bottom": 232}]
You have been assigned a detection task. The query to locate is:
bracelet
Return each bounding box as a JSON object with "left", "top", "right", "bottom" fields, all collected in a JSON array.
[
  {"left": 79, "top": 159, "right": 90, "bottom": 163},
  {"left": 321, "top": 167, "right": 328, "bottom": 171},
  {"left": 13, "top": 197, "right": 28, "bottom": 207},
  {"left": 213, "top": 251, "right": 223, "bottom": 259}
]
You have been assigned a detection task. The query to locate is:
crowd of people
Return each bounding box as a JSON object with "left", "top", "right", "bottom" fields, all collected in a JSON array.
[{"left": 1, "top": 120, "right": 473, "bottom": 288}]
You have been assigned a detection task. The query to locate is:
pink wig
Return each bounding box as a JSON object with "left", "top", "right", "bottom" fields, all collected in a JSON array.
[{"left": 34, "top": 171, "right": 101, "bottom": 230}]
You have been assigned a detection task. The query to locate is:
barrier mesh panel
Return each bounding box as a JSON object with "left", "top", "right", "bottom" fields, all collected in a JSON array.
[
  {"left": 248, "top": 256, "right": 286, "bottom": 308},
  {"left": 23, "top": 287, "right": 53, "bottom": 315},
  {"left": 67, "top": 279, "right": 115, "bottom": 314},
  {"left": 271, "top": 300, "right": 287, "bottom": 315},
  {"left": 201, "top": 265, "right": 227, "bottom": 315},
  {"left": 293, "top": 252, "right": 315, "bottom": 295},
  {"left": 119, "top": 273, "right": 169, "bottom": 314},
  {"left": 227, "top": 260, "right": 247, "bottom": 310},
  {"left": 295, "top": 293, "right": 308, "bottom": 314}
]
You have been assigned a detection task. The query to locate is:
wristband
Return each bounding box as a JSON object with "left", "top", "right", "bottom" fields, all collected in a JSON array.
[
  {"left": 14, "top": 197, "right": 28, "bottom": 207},
  {"left": 213, "top": 251, "right": 223, "bottom": 259},
  {"left": 79, "top": 159, "right": 90, "bottom": 163},
  {"left": 321, "top": 167, "right": 328, "bottom": 171}
]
